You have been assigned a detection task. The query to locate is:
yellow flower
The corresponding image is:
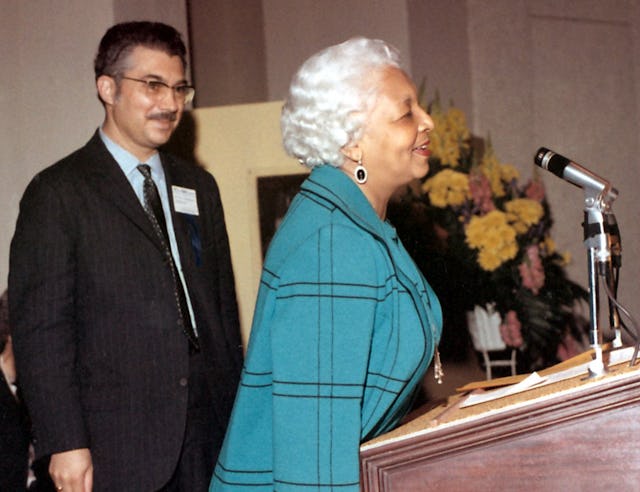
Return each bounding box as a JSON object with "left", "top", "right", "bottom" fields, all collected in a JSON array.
[
  {"left": 465, "top": 210, "right": 518, "bottom": 271},
  {"left": 479, "top": 151, "right": 505, "bottom": 197},
  {"left": 477, "top": 141, "right": 520, "bottom": 198},
  {"left": 428, "top": 105, "right": 470, "bottom": 167},
  {"left": 441, "top": 137, "right": 462, "bottom": 167},
  {"left": 557, "top": 251, "right": 572, "bottom": 266},
  {"left": 428, "top": 130, "right": 445, "bottom": 164},
  {"left": 504, "top": 198, "right": 544, "bottom": 234},
  {"left": 423, "top": 169, "right": 470, "bottom": 207},
  {"left": 542, "top": 236, "right": 556, "bottom": 255},
  {"left": 500, "top": 163, "right": 520, "bottom": 183},
  {"left": 446, "top": 107, "right": 470, "bottom": 145}
]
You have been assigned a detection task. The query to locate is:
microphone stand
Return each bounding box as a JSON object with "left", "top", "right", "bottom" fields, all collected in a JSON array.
[{"left": 583, "top": 187, "right": 617, "bottom": 377}]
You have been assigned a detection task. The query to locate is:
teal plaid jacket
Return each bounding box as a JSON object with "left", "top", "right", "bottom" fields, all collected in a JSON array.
[{"left": 210, "top": 165, "right": 442, "bottom": 491}]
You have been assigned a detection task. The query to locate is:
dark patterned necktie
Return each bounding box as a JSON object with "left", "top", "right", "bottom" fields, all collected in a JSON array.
[{"left": 137, "top": 164, "right": 199, "bottom": 350}]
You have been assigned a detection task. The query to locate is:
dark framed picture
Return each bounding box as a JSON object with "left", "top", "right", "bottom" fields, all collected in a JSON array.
[{"left": 256, "top": 173, "right": 308, "bottom": 257}]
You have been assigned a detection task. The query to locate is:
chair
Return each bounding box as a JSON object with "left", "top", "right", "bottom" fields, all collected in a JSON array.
[{"left": 467, "top": 304, "right": 517, "bottom": 380}]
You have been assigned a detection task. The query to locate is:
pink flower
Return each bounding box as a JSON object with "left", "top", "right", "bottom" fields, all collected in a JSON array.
[
  {"left": 519, "top": 244, "right": 545, "bottom": 295},
  {"left": 525, "top": 179, "right": 545, "bottom": 202},
  {"left": 499, "top": 310, "right": 523, "bottom": 347},
  {"left": 469, "top": 172, "right": 495, "bottom": 213}
]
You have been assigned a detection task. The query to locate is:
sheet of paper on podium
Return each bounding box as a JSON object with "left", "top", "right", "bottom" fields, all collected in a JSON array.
[{"left": 459, "top": 345, "right": 636, "bottom": 408}]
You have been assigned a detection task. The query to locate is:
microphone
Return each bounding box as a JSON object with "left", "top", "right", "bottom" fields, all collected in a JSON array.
[
  {"left": 534, "top": 147, "right": 618, "bottom": 201},
  {"left": 535, "top": 147, "right": 619, "bottom": 267}
]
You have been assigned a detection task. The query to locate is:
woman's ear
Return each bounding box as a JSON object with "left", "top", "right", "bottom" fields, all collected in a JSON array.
[
  {"left": 340, "top": 144, "right": 362, "bottom": 164},
  {"left": 96, "top": 75, "right": 116, "bottom": 105}
]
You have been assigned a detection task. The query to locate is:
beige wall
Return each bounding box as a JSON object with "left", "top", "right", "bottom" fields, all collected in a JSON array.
[
  {"left": 262, "top": 0, "right": 411, "bottom": 100},
  {"left": 188, "top": 0, "right": 268, "bottom": 106},
  {"left": 407, "top": 0, "right": 472, "bottom": 116}
]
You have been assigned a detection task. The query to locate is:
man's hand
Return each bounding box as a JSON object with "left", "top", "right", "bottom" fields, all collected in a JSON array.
[{"left": 49, "top": 448, "right": 93, "bottom": 492}]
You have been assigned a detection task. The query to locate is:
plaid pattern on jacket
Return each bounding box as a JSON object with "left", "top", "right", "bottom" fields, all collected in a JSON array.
[{"left": 210, "top": 165, "right": 442, "bottom": 491}]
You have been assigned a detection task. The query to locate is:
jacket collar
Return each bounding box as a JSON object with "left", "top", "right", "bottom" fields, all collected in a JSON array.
[{"left": 301, "top": 165, "right": 396, "bottom": 244}]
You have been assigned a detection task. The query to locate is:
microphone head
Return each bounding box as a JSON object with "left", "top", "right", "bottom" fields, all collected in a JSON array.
[
  {"left": 533, "top": 147, "right": 568, "bottom": 179},
  {"left": 534, "top": 147, "right": 551, "bottom": 167},
  {"left": 533, "top": 146, "right": 618, "bottom": 201}
]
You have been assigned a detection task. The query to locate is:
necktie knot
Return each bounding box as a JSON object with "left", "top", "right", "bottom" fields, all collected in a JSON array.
[{"left": 137, "top": 163, "right": 152, "bottom": 179}]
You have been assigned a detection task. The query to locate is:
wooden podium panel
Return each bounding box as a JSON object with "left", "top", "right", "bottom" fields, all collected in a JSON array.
[{"left": 360, "top": 358, "right": 640, "bottom": 491}]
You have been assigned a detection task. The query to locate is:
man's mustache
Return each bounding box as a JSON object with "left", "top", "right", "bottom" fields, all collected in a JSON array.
[{"left": 148, "top": 111, "right": 178, "bottom": 122}]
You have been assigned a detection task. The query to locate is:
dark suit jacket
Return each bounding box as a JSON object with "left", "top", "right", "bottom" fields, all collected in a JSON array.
[{"left": 9, "top": 131, "right": 243, "bottom": 490}]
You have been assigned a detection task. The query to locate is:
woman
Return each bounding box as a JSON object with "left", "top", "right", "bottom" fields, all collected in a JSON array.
[{"left": 210, "top": 37, "right": 442, "bottom": 491}]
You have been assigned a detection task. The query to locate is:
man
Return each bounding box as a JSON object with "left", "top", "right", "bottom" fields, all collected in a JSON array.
[{"left": 9, "top": 22, "right": 243, "bottom": 491}]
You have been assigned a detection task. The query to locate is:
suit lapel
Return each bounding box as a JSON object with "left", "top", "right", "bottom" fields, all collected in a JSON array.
[{"left": 81, "top": 132, "right": 164, "bottom": 251}]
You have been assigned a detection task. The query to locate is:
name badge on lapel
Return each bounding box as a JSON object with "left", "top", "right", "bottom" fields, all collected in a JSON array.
[
  {"left": 172, "top": 186, "right": 199, "bottom": 216},
  {"left": 172, "top": 185, "right": 202, "bottom": 265}
]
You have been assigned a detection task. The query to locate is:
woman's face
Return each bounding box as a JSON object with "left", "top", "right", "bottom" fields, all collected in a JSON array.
[{"left": 357, "top": 66, "right": 434, "bottom": 194}]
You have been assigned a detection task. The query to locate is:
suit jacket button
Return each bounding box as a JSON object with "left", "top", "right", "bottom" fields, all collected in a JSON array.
[{"left": 179, "top": 377, "right": 188, "bottom": 387}]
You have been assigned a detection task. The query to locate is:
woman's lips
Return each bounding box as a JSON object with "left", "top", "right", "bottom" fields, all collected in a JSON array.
[{"left": 413, "top": 141, "right": 430, "bottom": 157}]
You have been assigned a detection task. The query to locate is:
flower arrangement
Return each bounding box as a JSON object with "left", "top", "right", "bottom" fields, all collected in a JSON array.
[{"left": 389, "top": 96, "right": 589, "bottom": 372}]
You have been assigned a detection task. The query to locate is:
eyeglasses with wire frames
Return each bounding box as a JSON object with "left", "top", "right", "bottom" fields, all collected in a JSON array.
[{"left": 120, "top": 76, "right": 195, "bottom": 104}]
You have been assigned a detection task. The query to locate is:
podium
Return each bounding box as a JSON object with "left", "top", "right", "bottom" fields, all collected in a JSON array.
[{"left": 360, "top": 351, "right": 640, "bottom": 491}]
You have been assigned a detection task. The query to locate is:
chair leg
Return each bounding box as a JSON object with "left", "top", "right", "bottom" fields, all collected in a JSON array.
[{"left": 482, "top": 350, "right": 492, "bottom": 380}]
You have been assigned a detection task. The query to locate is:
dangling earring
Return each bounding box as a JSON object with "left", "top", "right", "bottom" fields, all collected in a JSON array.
[{"left": 354, "top": 158, "right": 368, "bottom": 184}]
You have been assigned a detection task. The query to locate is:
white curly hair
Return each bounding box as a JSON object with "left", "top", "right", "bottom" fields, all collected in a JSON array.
[{"left": 281, "top": 37, "right": 403, "bottom": 169}]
